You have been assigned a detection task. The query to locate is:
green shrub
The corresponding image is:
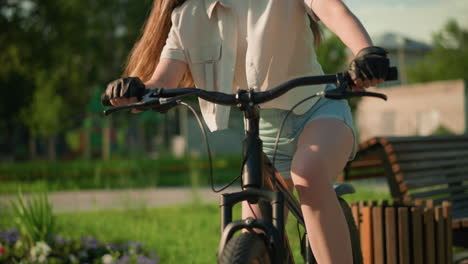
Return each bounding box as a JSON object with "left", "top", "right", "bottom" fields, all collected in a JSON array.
[
  {"left": 10, "top": 192, "right": 57, "bottom": 246},
  {"left": 0, "top": 156, "right": 243, "bottom": 193}
]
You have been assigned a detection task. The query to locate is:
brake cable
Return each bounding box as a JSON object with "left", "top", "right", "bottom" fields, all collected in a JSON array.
[{"left": 178, "top": 101, "right": 244, "bottom": 193}]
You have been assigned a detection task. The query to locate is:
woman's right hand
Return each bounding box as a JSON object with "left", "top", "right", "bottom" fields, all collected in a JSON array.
[{"left": 101, "top": 77, "right": 147, "bottom": 106}]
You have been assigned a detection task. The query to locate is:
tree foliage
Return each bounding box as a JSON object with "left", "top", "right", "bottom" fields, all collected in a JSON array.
[
  {"left": 316, "top": 31, "right": 348, "bottom": 74},
  {"left": 0, "top": 0, "right": 151, "bottom": 150},
  {"left": 0, "top": 1, "right": 351, "bottom": 158},
  {"left": 407, "top": 19, "right": 468, "bottom": 83}
]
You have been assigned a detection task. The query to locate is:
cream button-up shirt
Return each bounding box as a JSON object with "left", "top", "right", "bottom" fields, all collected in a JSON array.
[{"left": 161, "top": 0, "right": 326, "bottom": 131}]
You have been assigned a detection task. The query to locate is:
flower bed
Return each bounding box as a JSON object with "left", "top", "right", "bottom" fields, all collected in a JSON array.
[{"left": 0, "top": 229, "right": 159, "bottom": 264}]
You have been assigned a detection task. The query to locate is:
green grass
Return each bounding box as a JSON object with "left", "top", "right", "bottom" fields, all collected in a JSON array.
[{"left": 0, "top": 188, "right": 390, "bottom": 263}]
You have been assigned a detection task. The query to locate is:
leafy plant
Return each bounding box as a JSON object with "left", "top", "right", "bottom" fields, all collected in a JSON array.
[
  {"left": 10, "top": 192, "right": 57, "bottom": 246},
  {"left": 0, "top": 229, "right": 159, "bottom": 263}
]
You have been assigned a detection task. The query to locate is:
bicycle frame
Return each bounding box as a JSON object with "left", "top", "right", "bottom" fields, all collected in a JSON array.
[{"left": 217, "top": 91, "right": 313, "bottom": 263}]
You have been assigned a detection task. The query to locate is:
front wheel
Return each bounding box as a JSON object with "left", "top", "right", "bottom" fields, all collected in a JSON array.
[{"left": 219, "top": 233, "right": 272, "bottom": 264}]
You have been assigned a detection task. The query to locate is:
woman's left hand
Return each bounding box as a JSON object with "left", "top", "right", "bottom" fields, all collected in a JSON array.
[{"left": 348, "top": 46, "right": 389, "bottom": 91}]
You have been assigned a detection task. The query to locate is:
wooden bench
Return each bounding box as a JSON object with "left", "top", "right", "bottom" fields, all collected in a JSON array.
[
  {"left": 351, "top": 200, "right": 452, "bottom": 264},
  {"left": 340, "top": 135, "right": 468, "bottom": 249}
]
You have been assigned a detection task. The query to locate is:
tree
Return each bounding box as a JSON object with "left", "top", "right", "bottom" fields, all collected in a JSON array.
[
  {"left": 0, "top": 0, "right": 151, "bottom": 159},
  {"left": 316, "top": 31, "right": 348, "bottom": 74},
  {"left": 407, "top": 19, "right": 468, "bottom": 83}
]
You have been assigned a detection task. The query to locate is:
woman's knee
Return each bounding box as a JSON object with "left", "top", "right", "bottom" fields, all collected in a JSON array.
[{"left": 290, "top": 153, "right": 332, "bottom": 191}]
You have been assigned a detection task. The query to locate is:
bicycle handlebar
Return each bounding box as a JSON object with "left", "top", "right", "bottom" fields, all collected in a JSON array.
[{"left": 102, "top": 67, "right": 398, "bottom": 115}]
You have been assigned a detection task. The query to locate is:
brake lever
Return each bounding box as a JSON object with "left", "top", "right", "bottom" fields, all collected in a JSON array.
[
  {"left": 103, "top": 89, "right": 179, "bottom": 116},
  {"left": 103, "top": 97, "right": 162, "bottom": 116},
  {"left": 324, "top": 89, "right": 387, "bottom": 101},
  {"left": 323, "top": 72, "right": 388, "bottom": 101}
]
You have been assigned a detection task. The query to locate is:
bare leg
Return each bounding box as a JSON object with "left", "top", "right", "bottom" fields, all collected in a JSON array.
[{"left": 291, "top": 118, "right": 354, "bottom": 264}]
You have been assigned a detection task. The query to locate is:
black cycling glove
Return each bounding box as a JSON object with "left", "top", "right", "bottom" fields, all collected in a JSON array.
[
  {"left": 348, "top": 46, "right": 389, "bottom": 81},
  {"left": 102, "top": 77, "right": 146, "bottom": 106}
]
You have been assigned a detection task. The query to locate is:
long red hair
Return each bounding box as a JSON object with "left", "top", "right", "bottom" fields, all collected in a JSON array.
[
  {"left": 124, "top": 0, "right": 321, "bottom": 86},
  {"left": 123, "top": 0, "right": 192, "bottom": 85}
]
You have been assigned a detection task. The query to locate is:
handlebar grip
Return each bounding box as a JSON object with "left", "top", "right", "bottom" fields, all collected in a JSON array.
[
  {"left": 386, "top": 66, "right": 398, "bottom": 81},
  {"left": 101, "top": 93, "right": 112, "bottom": 106},
  {"left": 101, "top": 89, "right": 155, "bottom": 107}
]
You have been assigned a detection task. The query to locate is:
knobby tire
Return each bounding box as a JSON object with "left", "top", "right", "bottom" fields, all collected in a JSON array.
[{"left": 219, "top": 233, "right": 272, "bottom": 264}]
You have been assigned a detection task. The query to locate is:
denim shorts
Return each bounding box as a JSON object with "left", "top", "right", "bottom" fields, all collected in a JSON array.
[{"left": 259, "top": 90, "right": 357, "bottom": 179}]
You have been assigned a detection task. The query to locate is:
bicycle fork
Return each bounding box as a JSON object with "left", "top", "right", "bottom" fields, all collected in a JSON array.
[{"left": 217, "top": 189, "right": 285, "bottom": 263}]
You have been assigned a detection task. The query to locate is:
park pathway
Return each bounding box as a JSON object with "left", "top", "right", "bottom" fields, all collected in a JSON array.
[{"left": 0, "top": 187, "right": 240, "bottom": 212}]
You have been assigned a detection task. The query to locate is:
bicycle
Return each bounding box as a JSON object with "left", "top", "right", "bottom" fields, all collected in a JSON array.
[{"left": 102, "top": 67, "right": 397, "bottom": 263}]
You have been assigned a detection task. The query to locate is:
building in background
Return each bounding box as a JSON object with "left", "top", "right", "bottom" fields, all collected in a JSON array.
[
  {"left": 356, "top": 79, "right": 468, "bottom": 142},
  {"left": 373, "top": 32, "right": 432, "bottom": 85}
]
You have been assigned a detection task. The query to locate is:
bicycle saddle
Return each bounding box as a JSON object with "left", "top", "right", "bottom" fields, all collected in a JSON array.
[{"left": 334, "top": 183, "right": 355, "bottom": 196}]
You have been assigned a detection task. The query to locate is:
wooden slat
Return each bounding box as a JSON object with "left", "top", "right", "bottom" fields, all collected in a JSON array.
[
  {"left": 452, "top": 200, "right": 468, "bottom": 210},
  {"left": 453, "top": 208, "right": 468, "bottom": 220},
  {"left": 398, "top": 207, "right": 410, "bottom": 264},
  {"left": 411, "top": 207, "right": 424, "bottom": 264},
  {"left": 392, "top": 159, "right": 468, "bottom": 173},
  {"left": 352, "top": 204, "right": 360, "bottom": 232},
  {"left": 391, "top": 149, "right": 468, "bottom": 163},
  {"left": 443, "top": 201, "right": 453, "bottom": 264},
  {"left": 385, "top": 207, "right": 398, "bottom": 264},
  {"left": 354, "top": 151, "right": 383, "bottom": 160},
  {"left": 344, "top": 172, "right": 386, "bottom": 181},
  {"left": 435, "top": 207, "right": 446, "bottom": 264},
  {"left": 424, "top": 208, "right": 436, "bottom": 264},
  {"left": 357, "top": 137, "right": 379, "bottom": 149},
  {"left": 414, "top": 199, "right": 424, "bottom": 207},
  {"left": 403, "top": 175, "right": 468, "bottom": 189},
  {"left": 390, "top": 141, "right": 468, "bottom": 153},
  {"left": 398, "top": 166, "right": 468, "bottom": 180},
  {"left": 434, "top": 192, "right": 468, "bottom": 204},
  {"left": 426, "top": 199, "right": 435, "bottom": 208},
  {"left": 463, "top": 219, "right": 468, "bottom": 228},
  {"left": 452, "top": 219, "right": 463, "bottom": 229},
  {"left": 361, "top": 206, "right": 373, "bottom": 264},
  {"left": 347, "top": 159, "right": 384, "bottom": 170},
  {"left": 372, "top": 206, "right": 385, "bottom": 264},
  {"left": 379, "top": 148, "right": 403, "bottom": 200},
  {"left": 385, "top": 135, "right": 468, "bottom": 144},
  {"left": 410, "top": 185, "right": 468, "bottom": 199}
]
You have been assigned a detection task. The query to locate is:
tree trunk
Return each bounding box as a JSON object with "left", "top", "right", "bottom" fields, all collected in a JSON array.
[
  {"left": 48, "top": 136, "right": 56, "bottom": 161},
  {"left": 29, "top": 135, "right": 37, "bottom": 160},
  {"left": 102, "top": 116, "right": 111, "bottom": 160},
  {"left": 83, "top": 116, "right": 92, "bottom": 160}
]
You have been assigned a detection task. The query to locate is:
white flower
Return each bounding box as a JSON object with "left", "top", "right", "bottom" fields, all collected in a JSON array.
[
  {"left": 101, "top": 254, "right": 114, "bottom": 264},
  {"left": 69, "top": 254, "right": 78, "bottom": 263},
  {"left": 36, "top": 241, "right": 51, "bottom": 254},
  {"left": 30, "top": 241, "right": 51, "bottom": 263}
]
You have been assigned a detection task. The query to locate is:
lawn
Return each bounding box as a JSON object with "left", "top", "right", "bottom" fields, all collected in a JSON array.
[{"left": 0, "top": 186, "right": 390, "bottom": 263}]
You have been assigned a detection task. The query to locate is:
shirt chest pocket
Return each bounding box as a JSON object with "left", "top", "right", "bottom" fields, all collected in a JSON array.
[{"left": 187, "top": 45, "right": 222, "bottom": 91}]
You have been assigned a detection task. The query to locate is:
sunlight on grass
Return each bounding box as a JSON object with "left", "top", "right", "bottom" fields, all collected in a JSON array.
[{"left": 0, "top": 188, "right": 389, "bottom": 263}]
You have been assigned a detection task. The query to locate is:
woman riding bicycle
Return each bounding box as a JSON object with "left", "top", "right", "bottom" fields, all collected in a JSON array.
[{"left": 104, "top": 0, "right": 389, "bottom": 262}]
